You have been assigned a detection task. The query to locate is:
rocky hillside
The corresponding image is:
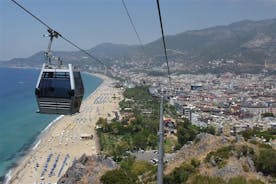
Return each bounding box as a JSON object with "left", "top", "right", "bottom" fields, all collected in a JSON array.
[
  {"left": 164, "top": 133, "right": 275, "bottom": 184},
  {"left": 57, "top": 133, "right": 275, "bottom": 184},
  {"left": 57, "top": 155, "right": 117, "bottom": 184},
  {"left": 165, "top": 133, "right": 232, "bottom": 174}
]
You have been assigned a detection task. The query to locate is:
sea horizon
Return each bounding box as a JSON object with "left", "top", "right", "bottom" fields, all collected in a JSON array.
[{"left": 0, "top": 67, "right": 103, "bottom": 182}]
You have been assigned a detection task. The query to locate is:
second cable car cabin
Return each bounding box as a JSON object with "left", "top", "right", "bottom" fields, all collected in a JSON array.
[{"left": 35, "top": 63, "right": 84, "bottom": 115}]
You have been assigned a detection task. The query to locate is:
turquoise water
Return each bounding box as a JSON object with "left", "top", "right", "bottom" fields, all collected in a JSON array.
[{"left": 0, "top": 67, "right": 102, "bottom": 180}]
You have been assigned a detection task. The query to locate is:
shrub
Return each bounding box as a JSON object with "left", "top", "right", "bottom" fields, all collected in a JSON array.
[
  {"left": 101, "top": 158, "right": 156, "bottom": 183},
  {"left": 100, "top": 169, "right": 133, "bottom": 184},
  {"left": 248, "top": 179, "right": 265, "bottom": 184},
  {"left": 191, "top": 158, "right": 201, "bottom": 168},
  {"left": 176, "top": 119, "right": 200, "bottom": 146},
  {"left": 164, "top": 163, "right": 196, "bottom": 184},
  {"left": 189, "top": 175, "right": 225, "bottom": 184},
  {"left": 228, "top": 176, "right": 247, "bottom": 184},
  {"left": 236, "top": 145, "right": 254, "bottom": 158},
  {"left": 242, "top": 163, "right": 249, "bottom": 172},
  {"left": 254, "top": 148, "right": 276, "bottom": 176},
  {"left": 205, "top": 146, "right": 234, "bottom": 168}
]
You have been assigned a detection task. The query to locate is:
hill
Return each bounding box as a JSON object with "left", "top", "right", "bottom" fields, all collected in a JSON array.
[
  {"left": 1, "top": 18, "right": 276, "bottom": 74},
  {"left": 145, "top": 19, "right": 276, "bottom": 73}
]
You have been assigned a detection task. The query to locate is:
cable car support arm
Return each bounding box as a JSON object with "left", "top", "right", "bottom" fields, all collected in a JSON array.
[{"left": 45, "top": 29, "right": 59, "bottom": 65}]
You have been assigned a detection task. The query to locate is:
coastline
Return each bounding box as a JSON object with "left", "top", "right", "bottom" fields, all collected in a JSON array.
[
  {"left": 0, "top": 69, "right": 97, "bottom": 183},
  {"left": 5, "top": 72, "right": 122, "bottom": 184}
]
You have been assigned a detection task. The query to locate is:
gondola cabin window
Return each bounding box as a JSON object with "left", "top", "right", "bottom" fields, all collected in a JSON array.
[{"left": 38, "top": 72, "right": 71, "bottom": 98}]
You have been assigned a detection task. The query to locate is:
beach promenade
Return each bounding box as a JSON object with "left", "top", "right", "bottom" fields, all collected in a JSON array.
[{"left": 8, "top": 74, "right": 122, "bottom": 184}]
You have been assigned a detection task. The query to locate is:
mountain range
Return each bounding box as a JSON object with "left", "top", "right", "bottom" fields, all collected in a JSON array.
[{"left": 1, "top": 18, "right": 276, "bottom": 74}]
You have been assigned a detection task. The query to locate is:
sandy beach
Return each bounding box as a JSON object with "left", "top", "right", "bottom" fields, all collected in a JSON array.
[{"left": 7, "top": 73, "right": 122, "bottom": 184}]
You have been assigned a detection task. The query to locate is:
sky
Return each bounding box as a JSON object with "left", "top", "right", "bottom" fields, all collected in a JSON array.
[{"left": 1, "top": 0, "right": 276, "bottom": 60}]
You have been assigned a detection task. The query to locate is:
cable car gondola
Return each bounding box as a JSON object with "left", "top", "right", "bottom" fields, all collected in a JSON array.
[
  {"left": 35, "top": 29, "right": 84, "bottom": 115},
  {"left": 35, "top": 63, "right": 84, "bottom": 114}
]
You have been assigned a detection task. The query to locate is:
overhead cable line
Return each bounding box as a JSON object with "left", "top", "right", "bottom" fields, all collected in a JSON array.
[
  {"left": 156, "top": 0, "right": 171, "bottom": 82},
  {"left": 121, "top": 0, "right": 146, "bottom": 54},
  {"left": 10, "top": 0, "right": 51, "bottom": 30},
  {"left": 10, "top": 0, "right": 112, "bottom": 71},
  {"left": 59, "top": 35, "right": 110, "bottom": 69}
]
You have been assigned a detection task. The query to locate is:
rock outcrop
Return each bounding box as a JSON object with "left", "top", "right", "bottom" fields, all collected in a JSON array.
[{"left": 58, "top": 154, "right": 116, "bottom": 184}]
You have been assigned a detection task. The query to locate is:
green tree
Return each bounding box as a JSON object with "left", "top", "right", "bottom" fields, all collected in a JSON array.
[
  {"left": 147, "top": 134, "right": 158, "bottom": 148},
  {"left": 96, "top": 117, "right": 110, "bottom": 132},
  {"left": 133, "top": 131, "right": 148, "bottom": 150},
  {"left": 120, "top": 155, "right": 136, "bottom": 171},
  {"left": 110, "top": 121, "right": 126, "bottom": 135},
  {"left": 261, "top": 112, "right": 274, "bottom": 118},
  {"left": 116, "top": 140, "right": 130, "bottom": 155},
  {"left": 177, "top": 126, "right": 198, "bottom": 146}
]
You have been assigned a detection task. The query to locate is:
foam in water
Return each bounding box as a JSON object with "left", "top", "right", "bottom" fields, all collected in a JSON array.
[
  {"left": 42, "top": 115, "right": 64, "bottom": 133},
  {"left": 32, "top": 140, "right": 41, "bottom": 151},
  {"left": 4, "top": 169, "right": 12, "bottom": 184}
]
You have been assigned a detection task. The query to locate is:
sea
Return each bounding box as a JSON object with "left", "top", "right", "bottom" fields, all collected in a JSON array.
[{"left": 0, "top": 67, "right": 102, "bottom": 182}]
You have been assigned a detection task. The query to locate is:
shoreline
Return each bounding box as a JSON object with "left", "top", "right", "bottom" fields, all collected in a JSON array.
[
  {"left": 2, "top": 72, "right": 103, "bottom": 184},
  {"left": 5, "top": 72, "right": 122, "bottom": 184},
  {"left": 4, "top": 72, "right": 104, "bottom": 183}
]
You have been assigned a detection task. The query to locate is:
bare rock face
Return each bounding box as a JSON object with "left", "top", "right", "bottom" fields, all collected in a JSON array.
[
  {"left": 58, "top": 154, "right": 117, "bottom": 184},
  {"left": 246, "top": 157, "right": 256, "bottom": 172},
  {"left": 215, "top": 162, "right": 244, "bottom": 178},
  {"left": 165, "top": 133, "right": 231, "bottom": 174},
  {"left": 243, "top": 33, "right": 272, "bottom": 48}
]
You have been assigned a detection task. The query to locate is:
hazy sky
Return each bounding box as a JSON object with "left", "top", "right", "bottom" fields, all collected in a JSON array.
[{"left": 1, "top": 0, "right": 276, "bottom": 60}]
